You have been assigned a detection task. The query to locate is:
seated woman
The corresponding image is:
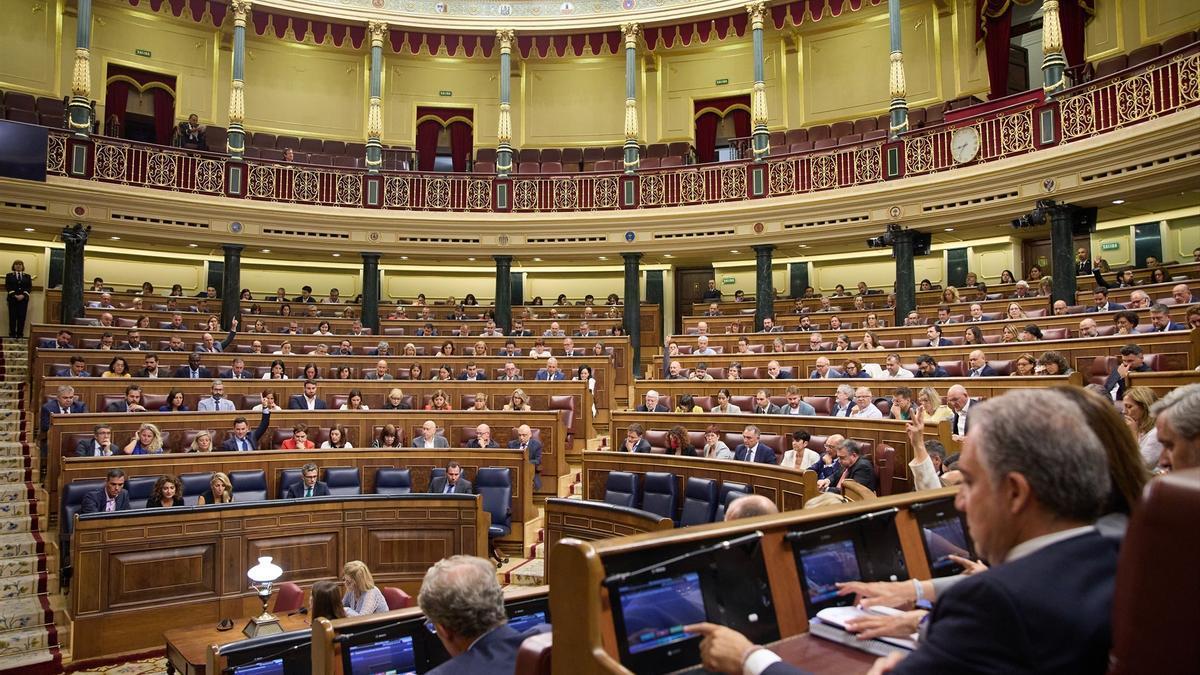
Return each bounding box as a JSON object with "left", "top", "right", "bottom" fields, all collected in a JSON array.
[
  {"left": 408, "top": 363, "right": 424, "bottom": 381},
  {"left": 468, "top": 393, "right": 490, "bottom": 411},
  {"left": 963, "top": 326, "right": 985, "bottom": 346},
  {"left": 665, "top": 425, "right": 697, "bottom": 456},
  {"left": 343, "top": 559, "right": 388, "bottom": 612},
  {"left": 103, "top": 356, "right": 132, "bottom": 378},
  {"left": 159, "top": 389, "right": 189, "bottom": 412},
  {"left": 1036, "top": 351, "right": 1073, "bottom": 376},
  {"left": 300, "top": 363, "right": 320, "bottom": 380},
  {"left": 197, "top": 472, "right": 234, "bottom": 505},
  {"left": 859, "top": 331, "right": 884, "bottom": 351},
  {"left": 402, "top": 343, "right": 418, "bottom": 357},
  {"left": 263, "top": 359, "right": 288, "bottom": 379},
  {"left": 430, "top": 365, "right": 454, "bottom": 382},
  {"left": 1010, "top": 353, "right": 1036, "bottom": 376},
  {"left": 334, "top": 365, "right": 353, "bottom": 380},
  {"left": 1006, "top": 302, "right": 1027, "bottom": 320},
  {"left": 252, "top": 390, "right": 283, "bottom": 411},
  {"left": 711, "top": 388, "right": 741, "bottom": 414},
  {"left": 124, "top": 423, "right": 164, "bottom": 455},
  {"left": 310, "top": 580, "right": 346, "bottom": 622},
  {"left": 436, "top": 341, "right": 455, "bottom": 358},
  {"left": 188, "top": 430, "right": 214, "bottom": 453},
  {"left": 322, "top": 426, "right": 353, "bottom": 449},
  {"left": 674, "top": 394, "right": 702, "bottom": 413},
  {"left": 381, "top": 388, "right": 411, "bottom": 410},
  {"left": 340, "top": 388, "right": 369, "bottom": 410},
  {"left": 917, "top": 386, "right": 954, "bottom": 424},
  {"left": 279, "top": 303, "right": 293, "bottom": 317},
  {"left": 273, "top": 341, "right": 295, "bottom": 356},
  {"left": 146, "top": 474, "right": 185, "bottom": 507},
  {"left": 313, "top": 321, "right": 334, "bottom": 336},
  {"left": 841, "top": 359, "right": 870, "bottom": 379},
  {"left": 424, "top": 389, "right": 453, "bottom": 411},
  {"left": 372, "top": 424, "right": 403, "bottom": 448},
  {"left": 280, "top": 424, "right": 316, "bottom": 450},
  {"left": 528, "top": 340, "right": 552, "bottom": 358},
  {"left": 503, "top": 388, "right": 532, "bottom": 412},
  {"left": 702, "top": 425, "right": 734, "bottom": 460}
]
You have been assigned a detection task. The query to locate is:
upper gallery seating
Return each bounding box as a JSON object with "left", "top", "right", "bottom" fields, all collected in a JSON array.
[{"left": 472, "top": 142, "right": 697, "bottom": 174}]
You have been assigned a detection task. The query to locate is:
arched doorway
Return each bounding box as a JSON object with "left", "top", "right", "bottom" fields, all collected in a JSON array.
[
  {"left": 104, "top": 64, "right": 176, "bottom": 146},
  {"left": 693, "top": 95, "right": 750, "bottom": 163},
  {"left": 415, "top": 107, "right": 474, "bottom": 172}
]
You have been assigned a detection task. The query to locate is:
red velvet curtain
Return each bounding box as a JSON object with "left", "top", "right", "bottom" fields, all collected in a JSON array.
[
  {"left": 1059, "top": 0, "right": 1092, "bottom": 68},
  {"left": 151, "top": 88, "right": 175, "bottom": 146},
  {"left": 448, "top": 121, "right": 473, "bottom": 173},
  {"left": 728, "top": 109, "right": 751, "bottom": 140},
  {"left": 694, "top": 112, "right": 720, "bottom": 163},
  {"left": 982, "top": 8, "right": 1013, "bottom": 100},
  {"left": 104, "top": 80, "right": 132, "bottom": 137},
  {"left": 415, "top": 119, "right": 442, "bottom": 171}
]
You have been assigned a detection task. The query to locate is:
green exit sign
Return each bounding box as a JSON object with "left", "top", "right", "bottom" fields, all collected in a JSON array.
[
  {"left": 135, "top": 48, "right": 151, "bottom": 57},
  {"left": 1100, "top": 242, "right": 1120, "bottom": 251},
  {"left": 722, "top": 276, "right": 736, "bottom": 285},
  {"left": 438, "top": 90, "right": 453, "bottom": 97},
  {"left": 715, "top": 78, "right": 729, "bottom": 86}
]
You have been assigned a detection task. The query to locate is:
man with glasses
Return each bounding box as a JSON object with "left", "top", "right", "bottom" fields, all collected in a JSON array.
[
  {"left": 849, "top": 386, "right": 883, "bottom": 419},
  {"left": 285, "top": 462, "right": 329, "bottom": 498},
  {"left": 75, "top": 425, "right": 119, "bottom": 457}
]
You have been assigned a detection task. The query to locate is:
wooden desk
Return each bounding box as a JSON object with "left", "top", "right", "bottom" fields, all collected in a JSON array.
[
  {"left": 165, "top": 613, "right": 311, "bottom": 675},
  {"left": 767, "top": 633, "right": 879, "bottom": 674}
]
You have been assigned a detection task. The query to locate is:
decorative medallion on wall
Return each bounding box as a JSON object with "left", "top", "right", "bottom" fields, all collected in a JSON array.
[
  {"left": 368, "top": 231, "right": 381, "bottom": 242},
  {"left": 625, "top": 231, "right": 636, "bottom": 242},
  {"left": 498, "top": 234, "right": 510, "bottom": 246},
  {"left": 753, "top": 222, "right": 764, "bottom": 234},
  {"left": 72, "top": 206, "right": 87, "bottom": 217},
  {"left": 1043, "top": 178, "right": 1056, "bottom": 192},
  {"left": 888, "top": 206, "right": 901, "bottom": 219},
  {"left": 230, "top": 221, "right": 243, "bottom": 233}
]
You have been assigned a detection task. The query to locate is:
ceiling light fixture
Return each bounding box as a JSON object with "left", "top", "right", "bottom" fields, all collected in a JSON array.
[
  {"left": 188, "top": 243, "right": 198, "bottom": 247},
  {"left": 261, "top": 248, "right": 271, "bottom": 253},
  {"left": 729, "top": 249, "right": 740, "bottom": 254},
  {"left": 1111, "top": 199, "right": 1125, "bottom": 205},
  {"left": 944, "top": 227, "right": 955, "bottom": 232},
  {"left": 332, "top": 253, "right": 341, "bottom": 257},
  {"left": 110, "top": 236, "right": 120, "bottom": 240}
]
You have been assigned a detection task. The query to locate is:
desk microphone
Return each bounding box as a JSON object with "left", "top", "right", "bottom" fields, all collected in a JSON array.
[{"left": 287, "top": 606, "right": 308, "bottom": 617}]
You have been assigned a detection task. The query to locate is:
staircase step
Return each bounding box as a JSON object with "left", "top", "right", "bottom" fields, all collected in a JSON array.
[
  {"left": 0, "top": 646, "right": 61, "bottom": 675},
  {"left": 505, "top": 558, "right": 546, "bottom": 586},
  {"left": 0, "top": 625, "right": 56, "bottom": 658},
  {"left": 0, "top": 573, "right": 49, "bottom": 600},
  {"left": 0, "top": 596, "right": 53, "bottom": 633}
]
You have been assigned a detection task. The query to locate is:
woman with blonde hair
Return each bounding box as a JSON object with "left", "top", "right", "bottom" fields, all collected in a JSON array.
[
  {"left": 1001, "top": 324, "right": 1020, "bottom": 343},
  {"left": 916, "top": 386, "right": 953, "bottom": 424},
  {"left": 341, "top": 560, "right": 388, "bottom": 616},
  {"left": 124, "top": 423, "right": 164, "bottom": 455},
  {"left": 1006, "top": 302, "right": 1027, "bottom": 320},
  {"left": 197, "top": 472, "right": 233, "bottom": 505},
  {"left": 941, "top": 287, "right": 961, "bottom": 304},
  {"left": 188, "top": 430, "right": 214, "bottom": 453},
  {"left": 1122, "top": 386, "right": 1164, "bottom": 469},
  {"left": 504, "top": 388, "right": 532, "bottom": 411}
]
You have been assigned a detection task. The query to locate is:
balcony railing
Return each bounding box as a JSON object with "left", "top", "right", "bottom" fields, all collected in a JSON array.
[{"left": 43, "top": 45, "right": 1199, "bottom": 214}]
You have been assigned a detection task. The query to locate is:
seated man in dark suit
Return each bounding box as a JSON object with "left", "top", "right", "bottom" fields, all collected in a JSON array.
[
  {"left": 1086, "top": 286, "right": 1124, "bottom": 312},
  {"left": 418, "top": 555, "right": 546, "bottom": 674},
  {"left": 1104, "top": 344, "right": 1153, "bottom": 401},
  {"left": 284, "top": 462, "right": 330, "bottom": 498},
  {"left": 105, "top": 383, "right": 148, "bottom": 413},
  {"left": 966, "top": 350, "right": 997, "bottom": 377},
  {"left": 219, "top": 411, "right": 271, "bottom": 451},
  {"left": 915, "top": 354, "right": 949, "bottom": 378},
  {"left": 75, "top": 424, "right": 120, "bottom": 457},
  {"left": 173, "top": 352, "right": 212, "bottom": 379},
  {"left": 636, "top": 390, "right": 669, "bottom": 412},
  {"left": 1148, "top": 303, "right": 1187, "bottom": 332},
  {"left": 764, "top": 360, "right": 792, "bottom": 379},
  {"left": 751, "top": 390, "right": 783, "bottom": 415},
  {"left": 430, "top": 461, "right": 472, "bottom": 494},
  {"left": 686, "top": 389, "right": 1117, "bottom": 675},
  {"left": 287, "top": 379, "right": 328, "bottom": 410},
  {"left": 825, "top": 439, "right": 877, "bottom": 493},
  {"left": 924, "top": 324, "right": 952, "bottom": 347},
  {"left": 507, "top": 424, "right": 543, "bottom": 490},
  {"left": 457, "top": 362, "right": 488, "bottom": 381},
  {"left": 80, "top": 468, "right": 131, "bottom": 513},
  {"left": 620, "top": 423, "right": 652, "bottom": 453},
  {"left": 734, "top": 425, "right": 776, "bottom": 464},
  {"left": 466, "top": 423, "right": 500, "bottom": 449},
  {"left": 534, "top": 357, "right": 566, "bottom": 380},
  {"left": 41, "top": 385, "right": 87, "bottom": 438}
]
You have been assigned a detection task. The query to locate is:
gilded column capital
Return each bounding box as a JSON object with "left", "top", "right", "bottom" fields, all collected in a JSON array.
[
  {"left": 231, "top": 0, "right": 252, "bottom": 27},
  {"left": 497, "top": 29, "right": 515, "bottom": 55},
  {"left": 368, "top": 21, "right": 388, "bottom": 48},
  {"left": 71, "top": 48, "right": 92, "bottom": 99},
  {"left": 497, "top": 102, "right": 512, "bottom": 145},
  {"left": 889, "top": 50, "right": 907, "bottom": 100},
  {"left": 621, "top": 22, "right": 640, "bottom": 49},
  {"left": 745, "top": 1, "right": 767, "bottom": 31}
]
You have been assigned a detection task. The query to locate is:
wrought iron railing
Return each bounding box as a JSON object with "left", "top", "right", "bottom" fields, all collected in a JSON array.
[{"left": 42, "top": 45, "right": 1199, "bottom": 214}]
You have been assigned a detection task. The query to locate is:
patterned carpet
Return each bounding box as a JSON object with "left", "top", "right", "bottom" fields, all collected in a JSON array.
[{"left": 0, "top": 341, "right": 61, "bottom": 675}]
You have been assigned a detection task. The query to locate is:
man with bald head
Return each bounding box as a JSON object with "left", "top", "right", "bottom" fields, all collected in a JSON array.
[
  {"left": 1152, "top": 383, "right": 1200, "bottom": 471},
  {"left": 724, "top": 494, "right": 779, "bottom": 521},
  {"left": 1078, "top": 317, "right": 1100, "bottom": 338},
  {"left": 947, "top": 384, "right": 973, "bottom": 442},
  {"left": 1171, "top": 283, "right": 1194, "bottom": 305},
  {"left": 365, "top": 359, "right": 393, "bottom": 380},
  {"left": 966, "top": 350, "right": 997, "bottom": 377},
  {"left": 1052, "top": 299, "right": 1069, "bottom": 316},
  {"left": 507, "top": 424, "right": 543, "bottom": 489},
  {"left": 468, "top": 423, "right": 498, "bottom": 449}
]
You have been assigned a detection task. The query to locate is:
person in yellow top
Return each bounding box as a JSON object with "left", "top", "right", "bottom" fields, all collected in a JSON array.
[
  {"left": 102, "top": 356, "right": 132, "bottom": 378},
  {"left": 917, "top": 386, "right": 954, "bottom": 424}
]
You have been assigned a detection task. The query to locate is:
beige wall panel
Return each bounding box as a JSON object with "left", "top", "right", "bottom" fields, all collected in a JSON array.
[
  {"left": 383, "top": 57, "right": 499, "bottom": 147},
  {"left": 89, "top": 5, "right": 219, "bottom": 126},
  {"left": 242, "top": 38, "right": 364, "bottom": 138},
  {"left": 0, "top": 0, "right": 60, "bottom": 95},
  {"left": 384, "top": 270, "right": 495, "bottom": 301},
  {"left": 801, "top": 3, "right": 938, "bottom": 123},
  {"left": 1164, "top": 215, "right": 1200, "bottom": 261},
  {"left": 523, "top": 59, "right": 625, "bottom": 146},
  {"left": 1092, "top": 228, "right": 1132, "bottom": 268},
  {"left": 658, "top": 42, "right": 777, "bottom": 141},
  {"left": 971, "top": 243, "right": 1017, "bottom": 284},
  {"left": 83, "top": 253, "right": 206, "bottom": 293},
  {"left": 524, "top": 271, "right": 625, "bottom": 301},
  {"left": 948, "top": 0, "right": 990, "bottom": 100},
  {"left": 1139, "top": 0, "right": 1200, "bottom": 44},
  {"left": 812, "top": 257, "right": 893, "bottom": 294},
  {"left": 1084, "top": 0, "right": 1124, "bottom": 60},
  {"left": 714, "top": 266, "right": 790, "bottom": 298},
  {"left": 240, "top": 266, "right": 360, "bottom": 298}
]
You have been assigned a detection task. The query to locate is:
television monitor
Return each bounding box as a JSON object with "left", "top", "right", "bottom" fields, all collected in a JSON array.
[
  {"left": 505, "top": 595, "right": 551, "bottom": 634},
  {"left": 220, "top": 630, "right": 311, "bottom": 675},
  {"left": 610, "top": 570, "right": 707, "bottom": 673},
  {"left": 911, "top": 498, "right": 976, "bottom": 577},
  {"left": 789, "top": 509, "right": 908, "bottom": 617},
  {"left": 339, "top": 616, "right": 427, "bottom": 675},
  {"left": 794, "top": 536, "right": 863, "bottom": 615},
  {"left": 0, "top": 121, "right": 48, "bottom": 182}
]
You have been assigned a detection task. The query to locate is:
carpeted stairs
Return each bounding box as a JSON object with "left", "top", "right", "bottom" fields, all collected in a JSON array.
[{"left": 0, "top": 340, "right": 62, "bottom": 674}]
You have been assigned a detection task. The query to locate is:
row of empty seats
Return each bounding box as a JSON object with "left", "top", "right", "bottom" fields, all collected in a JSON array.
[
  {"left": 2, "top": 90, "right": 65, "bottom": 128},
  {"left": 473, "top": 143, "right": 695, "bottom": 174},
  {"left": 1081, "top": 30, "right": 1196, "bottom": 82},
  {"left": 603, "top": 471, "right": 752, "bottom": 526}
]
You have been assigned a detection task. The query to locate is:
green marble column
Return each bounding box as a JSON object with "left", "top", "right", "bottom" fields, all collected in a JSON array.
[
  {"left": 365, "top": 21, "right": 387, "bottom": 172},
  {"left": 67, "top": 0, "right": 94, "bottom": 136},
  {"left": 753, "top": 244, "right": 775, "bottom": 329},
  {"left": 226, "top": 0, "right": 251, "bottom": 159}
]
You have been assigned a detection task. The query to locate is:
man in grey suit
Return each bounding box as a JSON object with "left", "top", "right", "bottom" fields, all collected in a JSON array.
[
  {"left": 414, "top": 420, "right": 450, "bottom": 449},
  {"left": 75, "top": 424, "right": 120, "bottom": 457},
  {"left": 364, "top": 359, "right": 394, "bottom": 380},
  {"left": 752, "top": 389, "right": 783, "bottom": 415},
  {"left": 429, "top": 462, "right": 472, "bottom": 494}
]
